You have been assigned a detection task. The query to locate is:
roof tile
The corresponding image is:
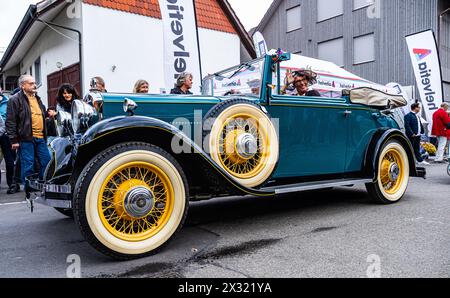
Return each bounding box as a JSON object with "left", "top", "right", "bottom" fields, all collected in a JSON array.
[{"left": 82, "top": 0, "right": 237, "bottom": 34}]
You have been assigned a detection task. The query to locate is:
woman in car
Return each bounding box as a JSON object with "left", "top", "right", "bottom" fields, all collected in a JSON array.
[
  {"left": 133, "top": 80, "right": 149, "bottom": 94},
  {"left": 281, "top": 68, "right": 321, "bottom": 97},
  {"left": 56, "top": 83, "right": 79, "bottom": 113}
]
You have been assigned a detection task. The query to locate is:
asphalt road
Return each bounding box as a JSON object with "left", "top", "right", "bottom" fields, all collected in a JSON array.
[{"left": 0, "top": 163, "right": 449, "bottom": 278}]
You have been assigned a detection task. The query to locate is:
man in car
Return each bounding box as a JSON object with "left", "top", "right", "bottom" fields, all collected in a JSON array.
[
  {"left": 281, "top": 68, "right": 321, "bottom": 97},
  {"left": 171, "top": 72, "right": 193, "bottom": 95}
]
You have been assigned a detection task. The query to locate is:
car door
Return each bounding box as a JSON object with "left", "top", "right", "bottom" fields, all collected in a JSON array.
[
  {"left": 344, "top": 106, "right": 378, "bottom": 173},
  {"left": 267, "top": 94, "right": 350, "bottom": 179}
]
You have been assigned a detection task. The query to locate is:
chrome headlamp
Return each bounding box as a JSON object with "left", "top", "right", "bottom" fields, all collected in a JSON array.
[
  {"left": 56, "top": 110, "right": 72, "bottom": 137},
  {"left": 84, "top": 92, "right": 104, "bottom": 115},
  {"left": 71, "top": 99, "right": 97, "bottom": 134}
]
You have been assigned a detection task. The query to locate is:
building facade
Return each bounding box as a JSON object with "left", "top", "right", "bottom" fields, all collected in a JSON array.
[
  {"left": 256, "top": 0, "right": 450, "bottom": 102},
  {"left": 0, "top": 0, "right": 255, "bottom": 107}
]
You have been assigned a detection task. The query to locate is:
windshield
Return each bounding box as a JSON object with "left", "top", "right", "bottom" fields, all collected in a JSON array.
[{"left": 202, "top": 58, "right": 265, "bottom": 98}]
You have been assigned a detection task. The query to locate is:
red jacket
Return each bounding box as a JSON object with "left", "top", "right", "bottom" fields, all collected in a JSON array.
[{"left": 431, "top": 108, "right": 450, "bottom": 137}]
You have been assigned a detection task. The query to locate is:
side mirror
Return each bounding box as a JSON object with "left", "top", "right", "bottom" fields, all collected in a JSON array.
[
  {"left": 83, "top": 92, "right": 104, "bottom": 120},
  {"left": 123, "top": 98, "right": 138, "bottom": 116}
]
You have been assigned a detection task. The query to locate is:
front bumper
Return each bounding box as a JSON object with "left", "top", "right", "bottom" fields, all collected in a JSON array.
[{"left": 26, "top": 175, "right": 72, "bottom": 209}]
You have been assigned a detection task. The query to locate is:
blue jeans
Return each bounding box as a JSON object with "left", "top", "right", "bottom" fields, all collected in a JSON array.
[{"left": 20, "top": 138, "right": 51, "bottom": 183}]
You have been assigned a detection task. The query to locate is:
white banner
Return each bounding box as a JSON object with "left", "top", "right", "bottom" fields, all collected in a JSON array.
[
  {"left": 406, "top": 30, "right": 443, "bottom": 130},
  {"left": 253, "top": 31, "right": 268, "bottom": 58},
  {"left": 158, "top": 0, "right": 201, "bottom": 94}
]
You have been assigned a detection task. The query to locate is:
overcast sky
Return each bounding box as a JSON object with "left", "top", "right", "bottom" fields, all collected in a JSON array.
[{"left": 0, "top": 0, "right": 273, "bottom": 57}]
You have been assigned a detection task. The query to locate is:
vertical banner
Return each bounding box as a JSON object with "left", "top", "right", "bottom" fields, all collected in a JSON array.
[
  {"left": 406, "top": 30, "right": 443, "bottom": 131},
  {"left": 158, "top": 0, "right": 202, "bottom": 94},
  {"left": 252, "top": 31, "right": 268, "bottom": 58}
]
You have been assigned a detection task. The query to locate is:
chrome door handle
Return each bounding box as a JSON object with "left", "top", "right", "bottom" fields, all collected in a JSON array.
[{"left": 342, "top": 110, "right": 352, "bottom": 117}]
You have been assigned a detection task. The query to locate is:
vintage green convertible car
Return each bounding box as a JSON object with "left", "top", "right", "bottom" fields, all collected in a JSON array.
[{"left": 27, "top": 52, "right": 425, "bottom": 259}]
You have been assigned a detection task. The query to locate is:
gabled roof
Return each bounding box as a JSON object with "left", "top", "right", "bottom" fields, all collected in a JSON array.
[
  {"left": 0, "top": 0, "right": 255, "bottom": 71},
  {"left": 0, "top": 0, "right": 68, "bottom": 71},
  {"left": 254, "top": 0, "right": 282, "bottom": 33},
  {"left": 83, "top": 0, "right": 236, "bottom": 34}
]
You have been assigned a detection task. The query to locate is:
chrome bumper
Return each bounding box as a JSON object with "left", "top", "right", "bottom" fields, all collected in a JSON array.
[
  {"left": 25, "top": 176, "right": 72, "bottom": 209},
  {"left": 27, "top": 178, "right": 72, "bottom": 194}
]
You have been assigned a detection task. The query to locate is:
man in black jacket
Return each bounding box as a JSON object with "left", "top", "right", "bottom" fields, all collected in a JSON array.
[
  {"left": 6, "top": 75, "right": 51, "bottom": 183},
  {"left": 170, "top": 72, "right": 194, "bottom": 95},
  {"left": 404, "top": 103, "right": 428, "bottom": 165}
]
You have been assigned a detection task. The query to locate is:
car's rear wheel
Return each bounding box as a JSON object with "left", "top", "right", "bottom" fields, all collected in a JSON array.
[
  {"left": 366, "top": 140, "right": 410, "bottom": 204},
  {"left": 73, "top": 143, "right": 188, "bottom": 260},
  {"left": 203, "top": 99, "right": 279, "bottom": 188}
]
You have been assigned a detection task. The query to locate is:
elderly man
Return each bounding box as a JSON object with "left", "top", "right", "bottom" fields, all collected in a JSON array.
[
  {"left": 170, "top": 72, "right": 193, "bottom": 95},
  {"left": 6, "top": 75, "right": 50, "bottom": 183},
  {"left": 431, "top": 102, "right": 450, "bottom": 163}
]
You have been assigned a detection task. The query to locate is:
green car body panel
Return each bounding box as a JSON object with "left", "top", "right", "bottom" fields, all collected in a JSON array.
[{"left": 29, "top": 53, "right": 422, "bottom": 201}]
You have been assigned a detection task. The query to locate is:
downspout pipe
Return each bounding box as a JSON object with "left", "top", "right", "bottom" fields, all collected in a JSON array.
[
  {"left": 438, "top": 7, "right": 450, "bottom": 46},
  {"left": 35, "top": 19, "right": 83, "bottom": 96},
  {"left": 438, "top": 7, "right": 450, "bottom": 91}
]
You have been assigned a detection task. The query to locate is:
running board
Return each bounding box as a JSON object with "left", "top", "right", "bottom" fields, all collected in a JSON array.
[{"left": 261, "top": 178, "right": 373, "bottom": 195}]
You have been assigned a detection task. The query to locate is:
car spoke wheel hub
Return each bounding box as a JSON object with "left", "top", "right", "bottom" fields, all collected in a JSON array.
[
  {"left": 380, "top": 151, "right": 404, "bottom": 195},
  {"left": 219, "top": 115, "right": 266, "bottom": 178},
  {"left": 236, "top": 133, "right": 258, "bottom": 159},
  {"left": 99, "top": 162, "right": 174, "bottom": 242},
  {"left": 124, "top": 186, "right": 155, "bottom": 219}
]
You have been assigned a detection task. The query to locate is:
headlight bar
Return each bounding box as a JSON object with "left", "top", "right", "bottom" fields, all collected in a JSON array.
[{"left": 71, "top": 99, "right": 97, "bottom": 134}]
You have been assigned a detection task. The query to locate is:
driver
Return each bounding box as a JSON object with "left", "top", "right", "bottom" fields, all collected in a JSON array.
[{"left": 281, "top": 68, "right": 321, "bottom": 97}]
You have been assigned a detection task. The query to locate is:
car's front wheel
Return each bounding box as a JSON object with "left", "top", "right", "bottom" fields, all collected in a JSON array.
[
  {"left": 366, "top": 140, "right": 410, "bottom": 204},
  {"left": 73, "top": 143, "right": 189, "bottom": 260}
]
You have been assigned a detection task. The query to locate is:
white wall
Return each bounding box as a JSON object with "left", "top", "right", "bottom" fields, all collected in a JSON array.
[
  {"left": 198, "top": 28, "right": 241, "bottom": 76},
  {"left": 82, "top": 4, "right": 240, "bottom": 94},
  {"left": 20, "top": 6, "right": 82, "bottom": 106}
]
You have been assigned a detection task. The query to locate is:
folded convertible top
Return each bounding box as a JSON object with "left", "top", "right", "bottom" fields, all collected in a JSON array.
[{"left": 347, "top": 87, "right": 407, "bottom": 110}]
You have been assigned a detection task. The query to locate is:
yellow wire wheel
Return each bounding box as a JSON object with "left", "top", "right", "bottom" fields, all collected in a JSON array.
[
  {"left": 98, "top": 162, "right": 174, "bottom": 242},
  {"left": 372, "top": 140, "right": 410, "bottom": 203},
  {"left": 207, "top": 102, "right": 279, "bottom": 188},
  {"left": 81, "top": 145, "right": 187, "bottom": 257}
]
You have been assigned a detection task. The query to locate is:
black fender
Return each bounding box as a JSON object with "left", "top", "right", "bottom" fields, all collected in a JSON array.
[
  {"left": 46, "top": 137, "right": 74, "bottom": 184},
  {"left": 73, "top": 116, "right": 275, "bottom": 199},
  {"left": 363, "top": 128, "right": 426, "bottom": 180}
]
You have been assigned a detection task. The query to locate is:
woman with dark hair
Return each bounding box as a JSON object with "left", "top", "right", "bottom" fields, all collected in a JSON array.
[{"left": 56, "top": 83, "right": 79, "bottom": 113}]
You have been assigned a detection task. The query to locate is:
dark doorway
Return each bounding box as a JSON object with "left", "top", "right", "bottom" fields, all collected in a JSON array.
[{"left": 47, "top": 63, "right": 81, "bottom": 108}]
